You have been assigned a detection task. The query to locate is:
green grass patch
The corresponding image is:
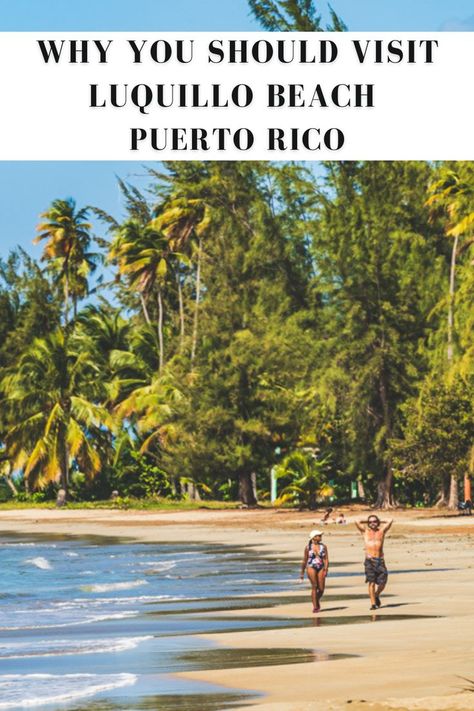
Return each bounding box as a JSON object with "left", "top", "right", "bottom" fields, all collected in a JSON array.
[{"left": 0, "top": 498, "right": 247, "bottom": 511}]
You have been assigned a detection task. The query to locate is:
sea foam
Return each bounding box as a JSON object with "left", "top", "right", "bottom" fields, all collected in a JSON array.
[
  {"left": 81, "top": 579, "right": 148, "bottom": 593},
  {"left": 0, "top": 673, "right": 136, "bottom": 708},
  {"left": 0, "top": 610, "right": 138, "bottom": 631},
  {"left": 137, "top": 560, "right": 177, "bottom": 572},
  {"left": 24, "top": 557, "right": 52, "bottom": 570},
  {"left": 0, "top": 636, "right": 153, "bottom": 659}
]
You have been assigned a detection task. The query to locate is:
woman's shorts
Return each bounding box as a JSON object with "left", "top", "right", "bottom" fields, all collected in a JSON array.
[{"left": 364, "top": 557, "right": 388, "bottom": 585}]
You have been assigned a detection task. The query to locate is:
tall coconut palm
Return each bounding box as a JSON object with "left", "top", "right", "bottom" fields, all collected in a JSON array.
[
  {"left": 427, "top": 167, "right": 474, "bottom": 364},
  {"left": 34, "top": 199, "right": 97, "bottom": 324},
  {"left": 426, "top": 165, "right": 474, "bottom": 508},
  {"left": 151, "top": 163, "right": 215, "bottom": 365},
  {"left": 153, "top": 198, "right": 210, "bottom": 363},
  {"left": 1, "top": 330, "right": 113, "bottom": 497},
  {"left": 109, "top": 219, "right": 185, "bottom": 371}
]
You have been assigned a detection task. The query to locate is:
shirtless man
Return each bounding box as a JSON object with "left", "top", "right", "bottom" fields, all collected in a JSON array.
[{"left": 355, "top": 515, "right": 393, "bottom": 610}]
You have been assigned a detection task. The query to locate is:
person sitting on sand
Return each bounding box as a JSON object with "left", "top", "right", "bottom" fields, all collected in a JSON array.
[
  {"left": 336, "top": 512, "right": 346, "bottom": 524},
  {"left": 320, "top": 507, "right": 334, "bottom": 524},
  {"left": 299, "top": 529, "right": 329, "bottom": 613},
  {"left": 355, "top": 515, "right": 393, "bottom": 610}
]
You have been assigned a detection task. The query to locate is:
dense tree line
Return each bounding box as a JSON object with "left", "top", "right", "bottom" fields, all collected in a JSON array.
[{"left": 0, "top": 160, "right": 472, "bottom": 509}]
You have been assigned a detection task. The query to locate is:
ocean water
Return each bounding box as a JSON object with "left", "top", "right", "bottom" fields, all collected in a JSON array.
[{"left": 0, "top": 534, "right": 299, "bottom": 709}]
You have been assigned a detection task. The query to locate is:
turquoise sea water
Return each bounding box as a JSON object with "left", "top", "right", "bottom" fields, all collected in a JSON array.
[
  {"left": 0, "top": 533, "right": 445, "bottom": 709},
  {"left": 0, "top": 534, "right": 299, "bottom": 709}
]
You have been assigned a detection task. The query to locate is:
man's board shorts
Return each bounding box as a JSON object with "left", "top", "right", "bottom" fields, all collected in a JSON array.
[{"left": 364, "top": 556, "right": 388, "bottom": 585}]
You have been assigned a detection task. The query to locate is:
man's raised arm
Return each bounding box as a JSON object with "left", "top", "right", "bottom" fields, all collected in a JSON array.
[
  {"left": 382, "top": 519, "right": 394, "bottom": 533},
  {"left": 355, "top": 521, "right": 366, "bottom": 533}
]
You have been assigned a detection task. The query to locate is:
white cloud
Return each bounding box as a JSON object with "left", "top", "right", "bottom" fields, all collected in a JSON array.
[{"left": 439, "top": 15, "right": 474, "bottom": 30}]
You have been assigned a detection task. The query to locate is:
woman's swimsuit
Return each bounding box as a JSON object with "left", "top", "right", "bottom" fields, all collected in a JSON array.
[{"left": 307, "top": 543, "right": 326, "bottom": 571}]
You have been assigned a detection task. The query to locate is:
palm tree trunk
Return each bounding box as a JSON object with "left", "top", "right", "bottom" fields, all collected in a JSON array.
[
  {"left": 157, "top": 289, "right": 164, "bottom": 371},
  {"left": 184, "top": 481, "right": 201, "bottom": 501},
  {"left": 3, "top": 475, "right": 18, "bottom": 496},
  {"left": 191, "top": 237, "right": 202, "bottom": 366},
  {"left": 139, "top": 294, "right": 152, "bottom": 325},
  {"left": 447, "top": 234, "right": 458, "bottom": 362},
  {"left": 64, "top": 273, "right": 70, "bottom": 327},
  {"left": 60, "top": 441, "right": 69, "bottom": 500},
  {"left": 445, "top": 235, "right": 459, "bottom": 507},
  {"left": 177, "top": 272, "right": 185, "bottom": 350}
]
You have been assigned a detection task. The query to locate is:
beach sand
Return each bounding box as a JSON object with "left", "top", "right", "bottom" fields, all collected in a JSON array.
[{"left": 1, "top": 506, "right": 473, "bottom": 710}]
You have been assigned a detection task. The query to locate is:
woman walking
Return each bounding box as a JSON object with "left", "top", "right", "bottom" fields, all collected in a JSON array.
[{"left": 300, "top": 529, "right": 329, "bottom": 613}]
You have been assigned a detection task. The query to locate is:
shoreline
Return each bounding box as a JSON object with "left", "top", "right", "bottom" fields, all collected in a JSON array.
[{"left": 2, "top": 508, "right": 474, "bottom": 710}]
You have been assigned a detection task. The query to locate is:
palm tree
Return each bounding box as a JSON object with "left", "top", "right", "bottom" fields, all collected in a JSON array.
[
  {"left": 274, "top": 450, "right": 332, "bottom": 509},
  {"left": 34, "top": 199, "right": 97, "bottom": 324},
  {"left": 109, "top": 219, "right": 185, "bottom": 371},
  {"left": 75, "top": 304, "right": 132, "bottom": 408},
  {"left": 154, "top": 196, "right": 210, "bottom": 363},
  {"left": 116, "top": 372, "right": 183, "bottom": 454},
  {"left": 426, "top": 165, "right": 474, "bottom": 508},
  {"left": 1, "top": 330, "right": 113, "bottom": 498},
  {"left": 427, "top": 167, "right": 474, "bottom": 364},
  {"left": 76, "top": 304, "right": 130, "bottom": 364},
  {"left": 150, "top": 163, "right": 216, "bottom": 366}
]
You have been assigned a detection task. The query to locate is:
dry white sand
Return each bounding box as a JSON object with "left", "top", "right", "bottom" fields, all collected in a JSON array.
[{"left": 1, "top": 506, "right": 473, "bottom": 710}]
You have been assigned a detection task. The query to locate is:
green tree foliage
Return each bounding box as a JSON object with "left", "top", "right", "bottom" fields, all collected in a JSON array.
[
  {"left": 413, "top": 162, "right": 474, "bottom": 506},
  {"left": 311, "top": 162, "right": 446, "bottom": 506},
  {"left": 150, "top": 162, "right": 215, "bottom": 364},
  {"left": 1, "top": 330, "right": 113, "bottom": 498},
  {"left": 0, "top": 248, "right": 61, "bottom": 369},
  {"left": 34, "top": 199, "right": 98, "bottom": 324},
  {"left": 1, "top": 159, "right": 473, "bottom": 509},
  {"left": 248, "top": 0, "right": 347, "bottom": 31},
  {"left": 150, "top": 162, "right": 315, "bottom": 504},
  {"left": 275, "top": 449, "right": 331, "bottom": 508},
  {"left": 109, "top": 446, "right": 172, "bottom": 499},
  {"left": 426, "top": 163, "right": 474, "bottom": 374},
  {"left": 391, "top": 378, "right": 474, "bottom": 506}
]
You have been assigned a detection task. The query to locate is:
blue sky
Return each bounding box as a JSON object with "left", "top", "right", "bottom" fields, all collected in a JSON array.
[
  {"left": 2, "top": 0, "right": 474, "bottom": 32},
  {"left": 1, "top": 0, "right": 473, "bottom": 261}
]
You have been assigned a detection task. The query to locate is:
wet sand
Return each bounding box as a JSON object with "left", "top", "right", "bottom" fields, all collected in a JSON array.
[{"left": 1, "top": 507, "right": 473, "bottom": 710}]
